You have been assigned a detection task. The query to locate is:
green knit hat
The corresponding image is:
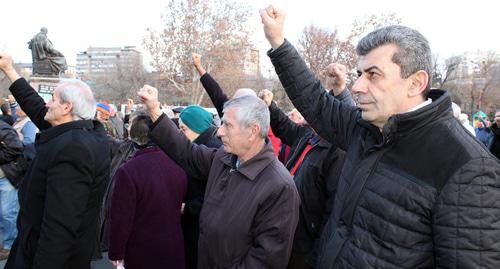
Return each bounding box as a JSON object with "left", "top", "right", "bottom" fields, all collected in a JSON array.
[{"left": 179, "top": 105, "right": 213, "bottom": 134}]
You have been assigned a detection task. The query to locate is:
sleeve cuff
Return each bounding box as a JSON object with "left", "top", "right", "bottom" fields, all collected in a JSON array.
[{"left": 150, "top": 113, "right": 166, "bottom": 130}]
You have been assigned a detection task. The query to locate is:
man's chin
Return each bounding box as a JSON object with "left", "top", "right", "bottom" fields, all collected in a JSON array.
[{"left": 222, "top": 145, "right": 232, "bottom": 154}]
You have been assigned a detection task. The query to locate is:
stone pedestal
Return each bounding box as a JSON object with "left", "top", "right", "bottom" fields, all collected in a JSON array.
[{"left": 29, "top": 76, "right": 60, "bottom": 102}]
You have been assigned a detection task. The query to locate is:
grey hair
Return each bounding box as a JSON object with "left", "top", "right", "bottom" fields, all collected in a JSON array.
[
  {"left": 57, "top": 79, "right": 96, "bottom": 120},
  {"left": 356, "top": 25, "right": 433, "bottom": 95},
  {"left": 222, "top": 95, "right": 269, "bottom": 139},
  {"left": 232, "top": 88, "right": 257, "bottom": 99}
]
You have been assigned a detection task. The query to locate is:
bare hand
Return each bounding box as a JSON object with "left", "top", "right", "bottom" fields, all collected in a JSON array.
[
  {"left": 0, "top": 53, "right": 14, "bottom": 72},
  {"left": 111, "top": 259, "right": 124, "bottom": 268},
  {"left": 181, "top": 203, "right": 185, "bottom": 214},
  {"left": 259, "top": 5, "right": 286, "bottom": 49},
  {"left": 8, "top": 95, "right": 15, "bottom": 104},
  {"left": 137, "top": 85, "right": 161, "bottom": 120},
  {"left": 258, "top": 89, "right": 274, "bottom": 107},
  {"left": 192, "top": 53, "right": 202, "bottom": 68},
  {"left": 325, "top": 63, "right": 347, "bottom": 95},
  {"left": 0, "top": 53, "right": 20, "bottom": 82},
  {"left": 192, "top": 52, "right": 206, "bottom": 76}
]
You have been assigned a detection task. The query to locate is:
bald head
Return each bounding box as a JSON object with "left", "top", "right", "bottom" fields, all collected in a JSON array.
[{"left": 232, "top": 88, "right": 257, "bottom": 99}]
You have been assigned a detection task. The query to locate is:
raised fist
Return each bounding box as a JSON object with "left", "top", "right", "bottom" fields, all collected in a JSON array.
[
  {"left": 258, "top": 89, "right": 274, "bottom": 107},
  {"left": 259, "top": 5, "right": 286, "bottom": 49},
  {"left": 325, "top": 63, "right": 347, "bottom": 95}
]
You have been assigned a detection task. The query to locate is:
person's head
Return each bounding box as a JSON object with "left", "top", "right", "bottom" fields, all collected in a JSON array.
[
  {"left": 178, "top": 105, "right": 213, "bottom": 142},
  {"left": 232, "top": 88, "right": 257, "bottom": 99},
  {"left": 45, "top": 79, "right": 96, "bottom": 126},
  {"left": 172, "top": 106, "right": 184, "bottom": 118},
  {"left": 217, "top": 95, "right": 269, "bottom": 162},
  {"left": 1, "top": 103, "right": 10, "bottom": 116},
  {"left": 40, "top": 27, "right": 48, "bottom": 34},
  {"left": 96, "top": 102, "right": 111, "bottom": 122},
  {"left": 353, "top": 25, "right": 432, "bottom": 130},
  {"left": 109, "top": 104, "right": 117, "bottom": 117},
  {"left": 287, "top": 108, "right": 306, "bottom": 125},
  {"left": 495, "top": 110, "right": 500, "bottom": 126},
  {"left": 129, "top": 109, "right": 153, "bottom": 146}
]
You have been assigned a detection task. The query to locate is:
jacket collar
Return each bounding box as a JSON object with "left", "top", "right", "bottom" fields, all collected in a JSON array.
[
  {"left": 358, "top": 89, "right": 451, "bottom": 147},
  {"left": 133, "top": 145, "right": 160, "bottom": 157},
  {"left": 220, "top": 139, "right": 276, "bottom": 181},
  {"left": 38, "top": 120, "right": 105, "bottom": 143},
  {"left": 194, "top": 126, "right": 218, "bottom": 145}
]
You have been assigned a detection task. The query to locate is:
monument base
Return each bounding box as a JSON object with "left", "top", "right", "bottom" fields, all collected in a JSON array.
[{"left": 29, "top": 76, "right": 61, "bottom": 102}]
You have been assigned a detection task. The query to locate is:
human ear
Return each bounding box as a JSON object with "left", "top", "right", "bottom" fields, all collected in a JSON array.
[{"left": 408, "top": 70, "right": 429, "bottom": 97}]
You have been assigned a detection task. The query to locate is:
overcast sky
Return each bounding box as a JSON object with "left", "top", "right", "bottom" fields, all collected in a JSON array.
[{"left": 1, "top": 0, "right": 498, "bottom": 69}]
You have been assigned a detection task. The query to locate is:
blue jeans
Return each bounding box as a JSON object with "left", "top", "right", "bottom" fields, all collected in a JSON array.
[{"left": 0, "top": 177, "right": 19, "bottom": 250}]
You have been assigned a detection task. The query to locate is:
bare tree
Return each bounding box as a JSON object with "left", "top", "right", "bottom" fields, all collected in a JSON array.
[
  {"left": 91, "top": 64, "right": 148, "bottom": 103},
  {"left": 440, "top": 51, "right": 500, "bottom": 116},
  {"left": 143, "top": 0, "right": 254, "bottom": 105},
  {"left": 297, "top": 13, "right": 402, "bottom": 89},
  {"left": 432, "top": 54, "right": 462, "bottom": 89},
  {"left": 472, "top": 52, "right": 500, "bottom": 114}
]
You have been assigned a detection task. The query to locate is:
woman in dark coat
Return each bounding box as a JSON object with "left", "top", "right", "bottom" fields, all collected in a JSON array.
[
  {"left": 108, "top": 111, "right": 187, "bottom": 269},
  {"left": 178, "top": 105, "right": 222, "bottom": 269}
]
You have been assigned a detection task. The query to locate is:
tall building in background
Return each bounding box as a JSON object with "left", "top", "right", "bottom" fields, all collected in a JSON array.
[{"left": 76, "top": 46, "right": 143, "bottom": 76}]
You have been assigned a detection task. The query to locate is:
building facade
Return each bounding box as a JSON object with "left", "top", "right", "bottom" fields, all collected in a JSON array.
[{"left": 76, "top": 46, "right": 143, "bottom": 76}]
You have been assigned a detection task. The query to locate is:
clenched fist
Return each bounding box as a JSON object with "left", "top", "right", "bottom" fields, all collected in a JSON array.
[
  {"left": 258, "top": 89, "right": 274, "bottom": 107},
  {"left": 259, "top": 5, "right": 286, "bottom": 49},
  {"left": 137, "top": 85, "right": 162, "bottom": 121},
  {"left": 325, "top": 63, "right": 347, "bottom": 96}
]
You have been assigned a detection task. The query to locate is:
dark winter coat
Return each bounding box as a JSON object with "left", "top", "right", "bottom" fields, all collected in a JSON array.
[
  {"left": 5, "top": 78, "right": 111, "bottom": 269},
  {"left": 269, "top": 40, "right": 500, "bottom": 268},
  {"left": 108, "top": 146, "right": 187, "bottom": 269},
  {"left": 99, "top": 139, "right": 137, "bottom": 251},
  {"left": 150, "top": 114, "right": 300, "bottom": 269},
  {"left": 489, "top": 123, "right": 500, "bottom": 159},
  {"left": 0, "top": 119, "right": 24, "bottom": 186},
  {"left": 182, "top": 125, "right": 222, "bottom": 269},
  {"left": 268, "top": 101, "right": 347, "bottom": 268}
]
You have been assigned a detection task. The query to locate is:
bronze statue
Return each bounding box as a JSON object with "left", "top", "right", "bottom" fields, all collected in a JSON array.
[{"left": 28, "top": 27, "right": 67, "bottom": 76}]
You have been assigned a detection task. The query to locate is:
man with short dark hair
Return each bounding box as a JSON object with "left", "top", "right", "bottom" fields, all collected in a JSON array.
[
  {"left": 0, "top": 52, "right": 110, "bottom": 269},
  {"left": 489, "top": 110, "right": 500, "bottom": 159},
  {"left": 260, "top": 5, "right": 500, "bottom": 268}
]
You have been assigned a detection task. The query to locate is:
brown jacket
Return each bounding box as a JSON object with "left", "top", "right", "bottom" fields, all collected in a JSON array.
[{"left": 150, "top": 114, "right": 300, "bottom": 268}]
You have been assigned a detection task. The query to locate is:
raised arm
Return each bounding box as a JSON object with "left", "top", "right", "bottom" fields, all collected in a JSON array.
[
  {"left": 138, "top": 85, "right": 216, "bottom": 180},
  {"left": 193, "top": 53, "right": 229, "bottom": 118},
  {"left": 259, "top": 89, "right": 306, "bottom": 147},
  {"left": 0, "top": 53, "right": 51, "bottom": 130},
  {"left": 260, "top": 6, "right": 360, "bottom": 149}
]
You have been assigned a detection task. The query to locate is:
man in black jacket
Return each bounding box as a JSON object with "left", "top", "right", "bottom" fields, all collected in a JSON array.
[
  {"left": 259, "top": 63, "right": 354, "bottom": 268},
  {"left": 489, "top": 110, "right": 500, "bottom": 159},
  {"left": 0, "top": 119, "right": 23, "bottom": 260},
  {"left": 0, "top": 52, "right": 110, "bottom": 269},
  {"left": 260, "top": 5, "right": 500, "bottom": 269}
]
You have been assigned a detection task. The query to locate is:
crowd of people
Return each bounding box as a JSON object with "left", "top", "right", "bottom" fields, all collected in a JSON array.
[{"left": 0, "top": 4, "right": 499, "bottom": 269}]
